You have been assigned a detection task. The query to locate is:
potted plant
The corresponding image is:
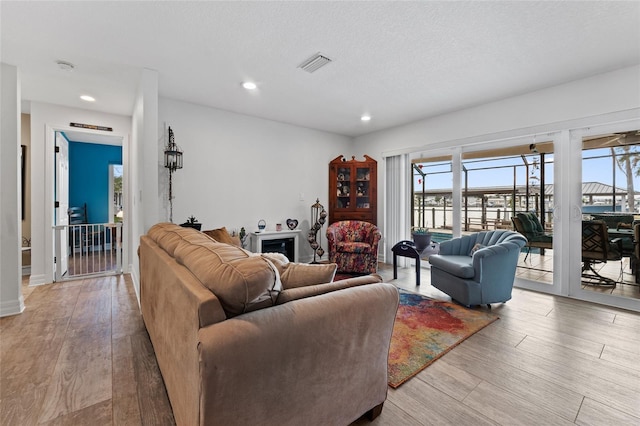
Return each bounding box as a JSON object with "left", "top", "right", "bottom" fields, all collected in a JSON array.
[
  {"left": 181, "top": 215, "right": 202, "bottom": 231},
  {"left": 411, "top": 226, "right": 432, "bottom": 252}
]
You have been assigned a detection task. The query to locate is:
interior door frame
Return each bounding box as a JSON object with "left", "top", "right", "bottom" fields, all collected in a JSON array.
[
  {"left": 54, "top": 131, "right": 69, "bottom": 278},
  {"left": 43, "top": 124, "right": 128, "bottom": 283}
]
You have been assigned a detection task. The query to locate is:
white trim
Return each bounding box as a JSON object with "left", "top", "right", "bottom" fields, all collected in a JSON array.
[
  {"left": 28, "top": 274, "right": 47, "bottom": 287},
  {"left": 43, "top": 124, "right": 128, "bottom": 284},
  {"left": 130, "top": 267, "right": 140, "bottom": 306},
  {"left": 451, "top": 149, "right": 462, "bottom": 237},
  {"left": 0, "top": 297, "right": 25, "bottom": 317},
  {"left": 108, "top": 164, "right": 116, "bottom": 223}
]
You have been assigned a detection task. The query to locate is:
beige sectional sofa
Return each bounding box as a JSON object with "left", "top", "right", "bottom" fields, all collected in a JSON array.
[{"left": 139, "top": 223, "right": 399, "bottom": 426}]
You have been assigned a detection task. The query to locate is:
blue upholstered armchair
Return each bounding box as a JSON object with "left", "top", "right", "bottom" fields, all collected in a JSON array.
[{"left": 428, "top": 230, "right": 527, "bottom": 306}]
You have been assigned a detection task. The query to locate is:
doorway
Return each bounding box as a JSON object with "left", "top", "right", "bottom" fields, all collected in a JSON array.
[{"left": 52, "top": 128, "right": 125, "bottom": 280}]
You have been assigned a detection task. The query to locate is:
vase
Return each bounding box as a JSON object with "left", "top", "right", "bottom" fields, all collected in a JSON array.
[{"left": 412, "top": 233, "right": 432, "bottom": 252}]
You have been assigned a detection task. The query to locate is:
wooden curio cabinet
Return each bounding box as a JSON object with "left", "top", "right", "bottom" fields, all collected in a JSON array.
[{"left": 329, "top": 155, "right": 377, "bottom": 225}]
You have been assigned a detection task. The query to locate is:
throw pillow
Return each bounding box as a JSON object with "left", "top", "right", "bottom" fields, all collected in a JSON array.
[
  {"left": 281, "top": 263, "right": 338, "bottom": 289},
  {"left": 469, "top": 243, "right": 485, "bottom": 256},
  {"left": 203, "top": 227, "right": 236, "bottom": 245},
  {"left": 260, "top": 252, "right": 290, "bottom": 276}
]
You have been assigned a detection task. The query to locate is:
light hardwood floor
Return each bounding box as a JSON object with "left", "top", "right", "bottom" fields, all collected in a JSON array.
[{"left": 2, "top": 264, "right": 639, "bottom": 425}]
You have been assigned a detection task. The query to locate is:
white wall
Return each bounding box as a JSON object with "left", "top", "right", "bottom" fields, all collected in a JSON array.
[
  {"left": 158, "top": 99, "right": 352, "bottom": 261},
  {"left": 29, "top": 102, "right": 132, "bottom": 285},
  {"left": 129, "top": 68, "right": 158, "bottom": 298},
  {"left": 0, "top": 63, "right": 24, "bottom": 317},
  {"left": 354, "top": 65, "right": 640, "bottom": 236},
  {"left": 355, "top": 66, "right": 640, "bottom": 154}
]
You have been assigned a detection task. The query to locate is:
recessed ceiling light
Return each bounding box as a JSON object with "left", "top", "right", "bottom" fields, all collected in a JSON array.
[
  {"left": 80, "top": 95, "right": 95, "bottom": 102},
  {"left": 361, "top": 115, "right": 371, "bottom": 122},
  {"left": 56, "top": 60, "right": 75, "bottom": 71},
  {"left": 242, "top": 82, "right": 257, "bottom": 90}
]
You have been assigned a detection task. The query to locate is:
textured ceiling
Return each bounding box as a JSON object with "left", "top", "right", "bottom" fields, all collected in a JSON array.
[{"left": 2, "top": 1, "right": 639, "bottom": 137}]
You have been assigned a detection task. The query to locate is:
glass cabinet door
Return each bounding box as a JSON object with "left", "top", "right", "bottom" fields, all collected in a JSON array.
[
  {"left": 336, "top": 166, "right": 351, "bottom": 209},
  {"left": 355, "top": 167, "right": 372, "bottom": 209}
]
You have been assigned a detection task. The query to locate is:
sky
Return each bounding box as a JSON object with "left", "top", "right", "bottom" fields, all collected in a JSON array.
[{"left": 415, "top": 147, "right": 640, "bottom": 194}]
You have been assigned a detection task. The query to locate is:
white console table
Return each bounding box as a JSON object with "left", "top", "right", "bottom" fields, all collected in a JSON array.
[{"left": 250, "top": 229, "right": 302, "bottom": 262}]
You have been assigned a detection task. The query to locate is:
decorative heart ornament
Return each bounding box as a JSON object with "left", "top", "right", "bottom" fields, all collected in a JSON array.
[{"left": 286, "top": 218, "right": 298, "bottom": 230}]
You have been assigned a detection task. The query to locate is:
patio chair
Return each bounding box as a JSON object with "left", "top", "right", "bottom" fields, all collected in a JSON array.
[
  {"left": 581, "top": 220, "right": 622, "bottom": 286},
  {"left": 511, "top": 212, "right": 552, "bottom": 262},
  {"left": 68, "top": 203, "right": 105, "bottom": 254}
]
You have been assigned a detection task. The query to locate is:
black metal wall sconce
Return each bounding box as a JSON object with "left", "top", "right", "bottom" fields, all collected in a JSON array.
[{"left": 164, "top": 126, "right": 183, "bottom": 223}]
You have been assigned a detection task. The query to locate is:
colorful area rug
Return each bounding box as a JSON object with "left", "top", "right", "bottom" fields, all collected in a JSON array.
[{"left": 388, "top": 289, "right": 499, "bottom": 388}]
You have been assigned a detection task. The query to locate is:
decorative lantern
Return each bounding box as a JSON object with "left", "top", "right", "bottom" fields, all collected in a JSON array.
[{"left": 164, "top": 126, "right": 183, "bottom": 222}]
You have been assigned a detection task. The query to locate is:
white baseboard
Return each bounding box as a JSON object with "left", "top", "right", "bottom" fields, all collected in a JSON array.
[
  {"left": 28, "top": 274, "right": 47, "bottom": 287},
  {"left": 0, "top": 296, "right": 25, "bottom": 317},
  {"left": 129, "top": 266, "right": 140, "bottom": 307}
]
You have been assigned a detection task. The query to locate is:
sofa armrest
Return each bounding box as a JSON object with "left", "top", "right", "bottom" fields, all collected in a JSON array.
[
  {"left": 472, "top": 242, "right": 521, "bottom": 283},
  {"left": 197, "top": 283, "right": 399, "bottom": 425},
  {"left": 276, "top": 273, "right": 383, "bottom": 304},
  {"left": 139, "top": 235, "right": 227, "bottom": 426}
]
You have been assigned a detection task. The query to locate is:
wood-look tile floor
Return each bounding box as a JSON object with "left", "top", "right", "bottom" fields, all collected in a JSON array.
[
  {"left": 0, "top": 274, "right": 174, "bottom": 425},
  {"left": 2, "top": 264, "right": 639, "bottom": 425}
]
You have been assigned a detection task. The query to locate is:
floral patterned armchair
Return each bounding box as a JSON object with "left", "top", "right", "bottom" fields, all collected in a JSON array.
[{"left": 326, "top": 220, "right": 382, "bottom": 274}]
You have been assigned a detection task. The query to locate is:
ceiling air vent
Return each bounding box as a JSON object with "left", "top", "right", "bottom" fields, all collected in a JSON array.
[{"left": 298, "top": 52, "right": 333, "bottom": 73}]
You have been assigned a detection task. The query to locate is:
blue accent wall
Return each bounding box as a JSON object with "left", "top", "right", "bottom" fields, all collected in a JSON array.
[{"left": 68, "top": 141, "right": 122, "bottom": 223}]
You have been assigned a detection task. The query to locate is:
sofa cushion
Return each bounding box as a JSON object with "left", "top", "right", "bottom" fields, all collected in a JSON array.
[
  {"left": 149, "top": 223, "right": 213, "bottom": 257},
  {"left": 517, "top": 212, "right": 544, "bottom": 235},
  {"left": 276, "top": 273, "right": 382, "bottom": 304},
  {"left": 528, "top": 234, "right": 553, "bottom": 244},
  {"left": 147, "top": 222, "right": 174, "bottom": 240},
  {"left": 260, "top": 252, "right": 290, "bottom": 276},
  {"left": 428, "top": 255, "right": 475, "bottom": 279},
  {"left": 260, "top": 253, "right": 337, "bottom": 289},
  {"left": 174, "top": 239, "right": 281, "bottom": 317}
]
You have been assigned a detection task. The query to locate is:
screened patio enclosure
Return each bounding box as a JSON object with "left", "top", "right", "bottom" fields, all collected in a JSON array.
[{"left": 411, "top": 131, "right": 640, "bottom": 300}]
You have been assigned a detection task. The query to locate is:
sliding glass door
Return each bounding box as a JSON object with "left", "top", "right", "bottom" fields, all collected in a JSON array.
[
  {"left": 402, "top": 118, "right": 640, "bottom": 310},
  {"left": 460, "top": 142, "right": 556, "bottom": 287},
  {"left": 574, "top": 128, "right": 640, "bottom": 305}
]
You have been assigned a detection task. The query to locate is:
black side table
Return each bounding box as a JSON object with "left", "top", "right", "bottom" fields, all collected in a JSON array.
[{"left": 392, "top": 240, "right": 422, "bottom": 285}]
